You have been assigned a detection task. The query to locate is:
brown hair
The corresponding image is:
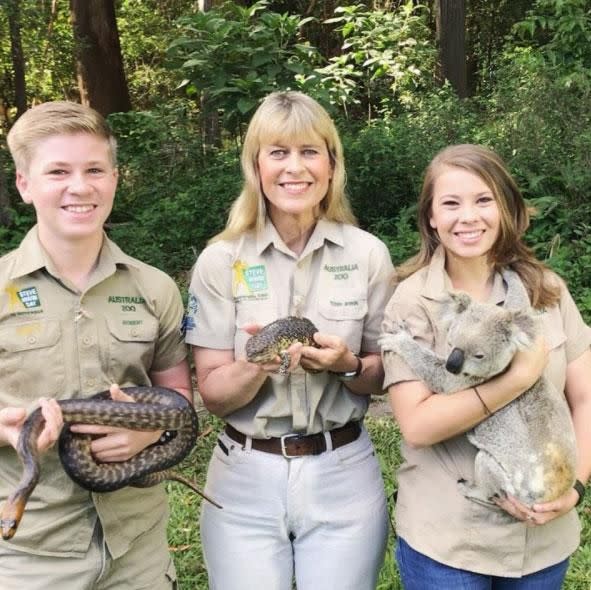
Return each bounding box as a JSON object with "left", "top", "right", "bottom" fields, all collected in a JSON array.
[
  {"left": 7, "top": 101, "right": 117, "bottom": 172},
  {"left": 399, "top": 144, "right": 560, "bottom": 309},
  {"left": 210, "top": 91, "right": 356, "bottom": 243}
]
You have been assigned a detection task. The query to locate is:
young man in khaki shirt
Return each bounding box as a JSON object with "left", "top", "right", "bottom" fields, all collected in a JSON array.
[{"left": 0, "top": 101, "right": 191, "bottom": 589}]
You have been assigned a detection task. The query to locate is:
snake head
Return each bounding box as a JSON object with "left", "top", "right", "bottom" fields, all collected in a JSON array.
[
  {"left": 1, "top": 517, "right": 18, "bottom": 540},
  {"left": 1, "top": 496, "right": 26, "bottom": 540}
]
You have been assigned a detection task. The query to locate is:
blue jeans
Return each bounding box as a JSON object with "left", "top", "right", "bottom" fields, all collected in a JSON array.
[{"left": 396, "top": 537, "right": 569, "bottom": 590}]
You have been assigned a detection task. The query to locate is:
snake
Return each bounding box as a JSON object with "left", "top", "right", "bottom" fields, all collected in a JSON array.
[
  {"left": 1, "top": 386, "right": 221, "bottom": 541},
  {"left": 245, "top": 316, "right": 319, "bottom": 374}
]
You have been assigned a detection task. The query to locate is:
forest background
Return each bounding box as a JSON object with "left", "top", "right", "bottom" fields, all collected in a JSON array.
[{"left": 1, "top": 1, "right": 590, "bottom": 588}]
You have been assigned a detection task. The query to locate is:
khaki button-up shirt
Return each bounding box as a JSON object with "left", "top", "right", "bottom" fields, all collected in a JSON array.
[
  {"left": 382, "top": 247, "right": 591, "bottom": 576},
  {"left": 185, "top": 218, "right": 396, "bottom": 437},
  {"left": 0, "top": 227, "right": 187, "bottom": 558}
]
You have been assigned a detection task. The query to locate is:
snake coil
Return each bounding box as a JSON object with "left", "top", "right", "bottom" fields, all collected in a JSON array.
[{"left": 1, "top": 386, "right": 220, "bottom": 541}]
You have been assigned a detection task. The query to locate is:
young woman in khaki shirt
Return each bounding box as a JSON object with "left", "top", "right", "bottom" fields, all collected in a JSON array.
[{"left": 382, "top": 144, "right": 591, "bottom": 589}]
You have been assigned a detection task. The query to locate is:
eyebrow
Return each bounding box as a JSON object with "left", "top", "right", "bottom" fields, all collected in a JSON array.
[
  {"left": 437, "top": 191, "right": 493, "bottom": 198},
  {"left": 44, "top": 160, "right": 107, "bottom": 167},
  {"left": 265, "top": 141, "right": 323, "bottom": 148}
]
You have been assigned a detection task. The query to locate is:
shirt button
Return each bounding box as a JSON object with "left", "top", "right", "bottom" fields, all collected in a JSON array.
[
  {"left": 83, "top": 336, "right": 92, "bottom": 345},
  {"left": 86, "top": 378, "right": 95, "bottom": 387},
  {"left": 27, "top": 335, "right": 37, "bottom": 344},
  {"left": 131, "top": 329, "right": 139, "bottom": 337}
]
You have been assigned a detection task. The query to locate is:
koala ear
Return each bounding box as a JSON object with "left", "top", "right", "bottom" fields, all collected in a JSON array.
[
  {"left": 450, "top": 292, "right": 472, "bottom": 314},
  {"left": 440, "top": 292, "right": 471, "bottom": 326},
  {"left": 509, "top": 309, "right": 537, "bottom": 349}
]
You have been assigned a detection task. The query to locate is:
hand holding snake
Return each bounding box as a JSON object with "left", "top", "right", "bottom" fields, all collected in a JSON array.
[
  {"left": 69, "top": 385, "right": 164, "bottom": 463},
  {"left": 0, "top": 398, "right": 62, "bottom": 452},
  {"left": 1, "top": 385, "right": 221, "bottom": 541}
]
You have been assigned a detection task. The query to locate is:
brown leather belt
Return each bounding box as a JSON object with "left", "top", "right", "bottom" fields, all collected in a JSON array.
[{"left": 224, "top": 421, "right": 361, "bottom": 458}]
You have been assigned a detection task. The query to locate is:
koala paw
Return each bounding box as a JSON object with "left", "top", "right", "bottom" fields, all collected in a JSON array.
[
  {"left": 379, "top": 322, "right": 411, "bottom": 353},
  {"left": 382, "top": 318, "right": 409, "bottom": 335}
]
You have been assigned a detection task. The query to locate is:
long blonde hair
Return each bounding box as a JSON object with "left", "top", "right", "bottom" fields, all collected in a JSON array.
[
  {"left": 399, "top": 144, "right": 560, "bottom": 309},
  {"left": 210, "top": 91, "right": 356, "bottom": 243}
]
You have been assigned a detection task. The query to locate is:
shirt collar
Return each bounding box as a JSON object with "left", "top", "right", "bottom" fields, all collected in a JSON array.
[
  {"left": 421, "top": 245, "right": 506, "bottom": 305},
  {"left": 255, "top": 217, "right": 345, "bottom": 257},
  {"left": 9, "top": 225, "right": 140, "bottom": 282},
  {"left": 421, "top": 245, "right": 449, "bottom": 301}
]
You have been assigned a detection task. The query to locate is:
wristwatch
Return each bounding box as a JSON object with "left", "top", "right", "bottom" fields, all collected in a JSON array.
[
  {"left": 574, "top": 479, "right": 586, "bottom": 506},
  {"left": 329, "top": 355, "right": 363, "bottom": 382}
]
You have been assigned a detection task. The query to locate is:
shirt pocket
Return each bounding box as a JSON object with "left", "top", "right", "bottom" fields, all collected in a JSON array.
[
  {"left": 0, "top": 319, "right": 65, "bottom": 400},
  {"left": 106, "top": 316, "right": 159, "bottom": 382},
  {"left": 318, "top": 291, "right": 368, "bottom": 353}
]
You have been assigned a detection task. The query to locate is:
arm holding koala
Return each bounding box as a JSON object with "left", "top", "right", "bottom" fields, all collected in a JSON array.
[
  {"left": 388, "top": 336, "right": 546, "bottom": 448},
  {"left": 564, "top": 349, "right": 591, "bottom": 490},
  {"left": 514, "top": 349, "right": 591, "bottom": 524},
  {"left": 496, "top": 349, "right": 591, "bottom": 524}
]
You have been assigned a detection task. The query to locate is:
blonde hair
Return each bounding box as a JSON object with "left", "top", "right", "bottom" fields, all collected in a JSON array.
[
  {"left": 7, "top": 101, "right": 117, "bottom": 172},
  {"left": 211, "top": 91, "right": 356, "bottom": 243},
  {"left": 399, "top": 144, "right": 560, "bottom": 309}
]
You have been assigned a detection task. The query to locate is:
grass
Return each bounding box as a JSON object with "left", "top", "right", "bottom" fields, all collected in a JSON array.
[{"left": 166, "top": 413, "right": 591, "bottom": 590}]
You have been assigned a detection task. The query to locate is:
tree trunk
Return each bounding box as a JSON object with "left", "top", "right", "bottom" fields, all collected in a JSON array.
[
  {"left": 70, "top": 0, "right": 132, "bottom": 116},
  {"left": 199, "top": 0, "right": 221, "bottom": 150},
  {"left": 0, "top": 165, "right": 12, "bottom": 227},
  {"left": 436, "top": 0, "right": 468, "bottom": 98},
  {"left": 6, "top": 0, "right": 27, "bottom": 120}
]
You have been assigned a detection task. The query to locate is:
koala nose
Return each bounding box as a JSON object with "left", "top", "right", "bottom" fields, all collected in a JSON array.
[{"left": 446, "top": 348, "right": 465, "bottom": 374}]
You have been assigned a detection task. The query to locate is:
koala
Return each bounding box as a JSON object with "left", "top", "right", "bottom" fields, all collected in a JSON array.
[{"left": 380, "top": 270, "right": 577, "bottom": 509}]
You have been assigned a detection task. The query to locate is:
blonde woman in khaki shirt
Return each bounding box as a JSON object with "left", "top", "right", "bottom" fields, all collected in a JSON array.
[
  {"left": 185, "top": 91, "right": 395, "bottom": 589},
  {"left": 382, "top": 144, "right": 591, "bottom": 589}
]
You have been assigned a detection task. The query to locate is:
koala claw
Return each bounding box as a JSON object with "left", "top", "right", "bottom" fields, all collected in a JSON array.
[{"left": 379, "top": 333, "right": 403, "bottom": 352}]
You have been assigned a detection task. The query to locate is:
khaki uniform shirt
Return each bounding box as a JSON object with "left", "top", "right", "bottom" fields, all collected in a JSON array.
[
  {"left": 0, "top": 227, "right": 187, "bottom": 558},
  {"left": 185, "top": 218, "right": 395, "bottom": 438},
  {"left": 382, "top": 247, "right": 591, "bottom": 576}
]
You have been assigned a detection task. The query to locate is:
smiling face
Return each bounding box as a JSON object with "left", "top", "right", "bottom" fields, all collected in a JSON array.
[
  {"left": 429, "top": 165, "right": 500, "bottom": 265},
  {"left": 16, "top": 132, "right": 118, "bottom": 250},
  {"left": 257, "top": 131, "right": 333, "bottom": 226}
]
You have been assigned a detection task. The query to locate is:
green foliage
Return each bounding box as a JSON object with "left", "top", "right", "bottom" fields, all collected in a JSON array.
[
  {"left": 472, "top": 1, "right": 591, "bottom": 217},
  {"left": 514, "top": 0, "right": 591, "bottom": 68},
  {"left": 304, "top": 1, "right": 436, "bottom": 120},
  {"left": 107, "top": 104, "right": 240, "bottom": 281},
  {"left": 342, "top": 85, "right": 480, "bottom": 230},
  {"left": 525, "top": 197, "right": 591, "bottom": 322},
  {"left": 167, "top": 0, "right": 320, "bottom": 135},
  {"left": 0, "top": 1, "right": 76, "bottom": 118},
  {"left": 0, "top": 203, "right": 35, "bottom": 255},
  {"left": 370, "top": 206, "right": 420, "bottom": 267},
  {"left": 117, "top": 0, "right": 197, "bottom": 109}
]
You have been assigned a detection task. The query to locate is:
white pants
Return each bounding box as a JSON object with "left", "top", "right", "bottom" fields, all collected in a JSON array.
[{"left": 201, "top": 425, "right": 389, "bottom": 590}]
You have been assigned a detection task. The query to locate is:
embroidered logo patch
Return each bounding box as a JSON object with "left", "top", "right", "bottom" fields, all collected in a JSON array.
[
  {"left": 17, "top": 287, "right": 41, "bottom": 308},
  {"left": 183, "top": 293, "right": 198, "bottom": 334},
  {"left": 232, "top": 260, "right": 268, "bottom": 297}
]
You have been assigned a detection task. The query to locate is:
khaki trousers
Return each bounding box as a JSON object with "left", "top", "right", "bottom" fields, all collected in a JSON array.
[{"left": 0, "top": 518, "right": 177, "bottom": 590}]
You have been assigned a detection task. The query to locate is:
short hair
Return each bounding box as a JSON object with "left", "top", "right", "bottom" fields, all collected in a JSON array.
[
  {"left": 212, "top": 91, "right": 356, "bottom": 243},
  {"left": 6, "top": 101, "right": 117, "bottom": 172}
]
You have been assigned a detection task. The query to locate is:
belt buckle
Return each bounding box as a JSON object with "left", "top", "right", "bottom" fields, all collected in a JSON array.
[{"left": 280, "top": 433, "right": 303, "bottom": 458}]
